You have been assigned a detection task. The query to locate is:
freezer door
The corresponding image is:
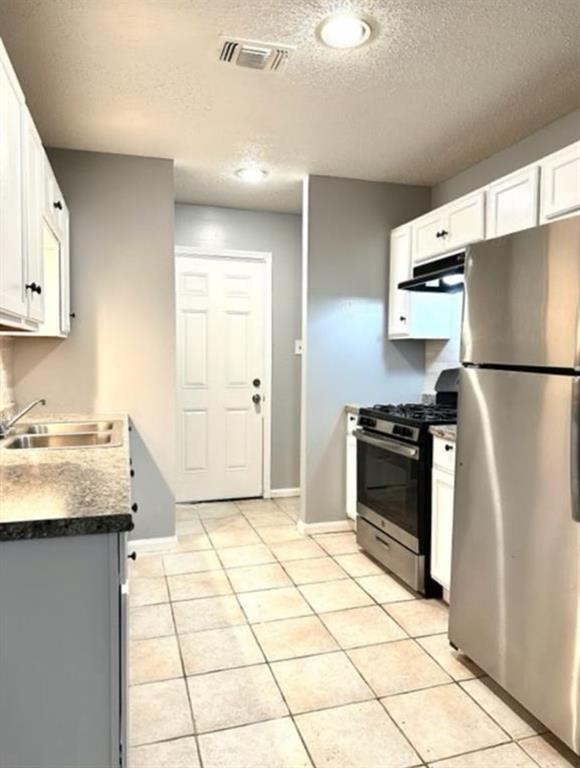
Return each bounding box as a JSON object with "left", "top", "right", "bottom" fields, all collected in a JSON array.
[
  {"left": 449, "top": 367, "right": 580, "bottom": 753},
  {"left": 461, "top": 218, "right": 580, "bottom": 370}
]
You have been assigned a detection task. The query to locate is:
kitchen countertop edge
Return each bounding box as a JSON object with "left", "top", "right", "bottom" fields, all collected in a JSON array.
[
  {"left": 429, "top": 424, "right": 457, "bottom": 441},
  {"left": 0, "top": 413, "right": 133, "bottom": 542}
]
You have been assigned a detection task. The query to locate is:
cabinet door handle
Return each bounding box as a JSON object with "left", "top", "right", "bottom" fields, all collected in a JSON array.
[
  {"left": 128, "top": 552, "right": 137, "bottom": 561},
  {"left": 444, "top": 444, "right": 454, "bottom": 452},
  {"left": 399, "top": 315, "right": 407, "bottom": 322},
  {"left": 53, "top": 201, "right": 63, "bottom": 210},
  {"left": 25, "top": 282, "right": 42, "bottom": 295},
  {"left": 131, "top": 502, "right": 138, "bottom": 513}
]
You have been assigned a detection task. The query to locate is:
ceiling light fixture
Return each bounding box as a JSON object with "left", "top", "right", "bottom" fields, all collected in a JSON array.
[
  {"left": 235, "top": 167, "right": 268, "bottom": 183},
  {"left": 318, "top": 12, "right": 372, "bottom": 49}
]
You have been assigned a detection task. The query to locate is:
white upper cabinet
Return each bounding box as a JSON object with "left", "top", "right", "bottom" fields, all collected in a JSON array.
[
  {"left": 0, "top": 37, "right": 70, "bottom": 336},
  {"left": 388, "top": 224, "right": 453, "bottom": 340},
  {"left": 412, "top": 190, "right": 485, "bottom": 264},
  {"left": 22, "top": 113, "right": 45, "bottom": 323},
  {"left": 539, "top": 141, "right": 580, "bottom": 223},
  {"left": 0, "top": 42, "right": 27, "bottom": 322},
  {"left": 445, "top": 189, "right": 485, "bottom": 252},
  {"left": 412, "top": 209, "right": 448, "bottom": 263},
  {"left": 486, "top": 164, "right": 539, "bottom": 238},
  {"left": 388, "top": 225, "right": 412, "bottom": 337}
]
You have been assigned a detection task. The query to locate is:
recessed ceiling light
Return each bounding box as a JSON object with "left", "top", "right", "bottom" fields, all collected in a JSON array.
[
  {"left": 318, "top": 12, "right": 372, "bottom": 49},
  {"left": 235, "top": 167, "right": 269, "bottom": 183}
]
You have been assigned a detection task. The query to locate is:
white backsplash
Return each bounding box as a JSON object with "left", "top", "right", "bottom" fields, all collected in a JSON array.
[
  {"left": 0, "top": 338, "right": 16, "bottom": 416},
  {"left": 424, "top": 294, "right": 463, "bottom": 393}
]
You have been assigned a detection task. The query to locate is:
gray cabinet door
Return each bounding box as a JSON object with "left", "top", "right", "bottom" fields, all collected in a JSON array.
[{"left": 0, "top": 534, "right": 121, "bottom": 768}]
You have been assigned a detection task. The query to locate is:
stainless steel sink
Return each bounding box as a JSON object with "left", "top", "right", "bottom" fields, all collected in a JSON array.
[
  {"left": 3, "top": 420, "right": 123, "bottom": 450},
  {"left": 11, "top": 421, "right": 115, "bottom": 435}
]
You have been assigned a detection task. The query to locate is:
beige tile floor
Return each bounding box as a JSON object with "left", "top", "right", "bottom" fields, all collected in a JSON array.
[{"left": 128, "top": 498, "right": 579, "bottom": 768}]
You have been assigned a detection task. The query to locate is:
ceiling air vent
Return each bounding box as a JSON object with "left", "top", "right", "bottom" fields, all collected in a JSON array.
[{"left": 218, "top": 36, "right": 293, "bottom": 72}]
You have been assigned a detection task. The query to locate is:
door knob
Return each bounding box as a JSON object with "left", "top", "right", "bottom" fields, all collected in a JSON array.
[
  {"left": 252, "top": 394, "right": 261, "bottom": 404},
  {"left": 253, "top": 378, "right": 261, "bottom": 387}
]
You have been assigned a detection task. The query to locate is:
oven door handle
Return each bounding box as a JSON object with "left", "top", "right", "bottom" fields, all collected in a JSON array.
[{"left": 353, "top": 429, "right": 420, "bottom": 460}]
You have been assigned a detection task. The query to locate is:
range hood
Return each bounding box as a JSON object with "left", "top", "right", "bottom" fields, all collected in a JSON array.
[{"left": 399, "top": 252, "right": 465, "bottom": 293}]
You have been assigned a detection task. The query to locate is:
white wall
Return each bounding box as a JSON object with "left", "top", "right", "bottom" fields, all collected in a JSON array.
[
  {"left": 174, "top": 204, "right": 302, "bottom": 491},
  {"left": 302, "top": 175, "right": 431, "bottom": 525},
  {"left": 424, "top": 296, "right": 463, "bottom": 393},
  {"left": 0, "top": 339, "right": 15, "bottom": 415},
  {"left": 13, "top": 150, "right": 176, "bottom": 540}
]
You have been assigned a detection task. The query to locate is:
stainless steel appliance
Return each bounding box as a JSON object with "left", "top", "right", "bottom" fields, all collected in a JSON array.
[
  {"left": 449, "top": 217, "right": 580, "bottom": 755},
  {"left": 355, "top": 369, "right": 459, "bottom": 595}
]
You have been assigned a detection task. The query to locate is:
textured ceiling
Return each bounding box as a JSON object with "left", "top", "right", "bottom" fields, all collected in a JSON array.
[{"left": 1, "top": 0, "right": 579, "bottom": 213}]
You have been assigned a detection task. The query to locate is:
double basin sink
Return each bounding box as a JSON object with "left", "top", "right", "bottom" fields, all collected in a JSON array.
[{"left": 3, "top": 420, "right": 123, "bottom": 450}]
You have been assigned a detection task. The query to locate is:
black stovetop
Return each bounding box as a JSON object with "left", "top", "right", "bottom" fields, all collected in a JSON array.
[{"left": 360, "top": 402, "right": 457, "bottom": 427}]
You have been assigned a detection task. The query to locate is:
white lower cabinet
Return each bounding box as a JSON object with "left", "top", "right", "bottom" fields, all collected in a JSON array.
[
  {"left": 430, "top": 437, "right": 456, "bottom": 595},
  {"left": 486, "top": 164, "right": 539, "bottom": 238},
  {"left": 540, "top": 140, "right": 580, "bottom": 223},
  {"left": 346, "top": 411, "right": 358, "bottom": 520}
]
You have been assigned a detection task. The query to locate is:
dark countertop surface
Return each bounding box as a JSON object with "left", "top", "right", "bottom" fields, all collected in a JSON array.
[{"left": 0, "top": 413, "right": 133, "bottom": 541}]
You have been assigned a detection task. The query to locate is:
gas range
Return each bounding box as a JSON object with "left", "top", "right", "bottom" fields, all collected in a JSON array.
[{"left": 354, "top": 368, "right": 460, "bottom": 596}]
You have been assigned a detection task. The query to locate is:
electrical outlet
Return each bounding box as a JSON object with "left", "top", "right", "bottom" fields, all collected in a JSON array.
[{"left": 294, "top": 340, "right": 303, "bottom": 355}]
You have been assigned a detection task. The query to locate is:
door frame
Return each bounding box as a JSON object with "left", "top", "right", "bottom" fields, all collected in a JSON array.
[{"left": 175, "top": 246, "right": 273, "bottom": 499}]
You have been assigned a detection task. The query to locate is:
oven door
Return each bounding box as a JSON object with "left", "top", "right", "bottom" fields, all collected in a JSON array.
[{"left": 354, "top": 429, "right": 421, "bottom": 552}]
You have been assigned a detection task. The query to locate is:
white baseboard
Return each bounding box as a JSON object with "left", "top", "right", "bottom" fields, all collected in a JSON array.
[
  {"left": 130, "top": 536, "right": 178, "bottom": 553},
  {"left": 297, "top": 519, "right": 355, "bottom": 535},
  {"left": 270, "top": 487, "right": 300, "bottom": 498}
]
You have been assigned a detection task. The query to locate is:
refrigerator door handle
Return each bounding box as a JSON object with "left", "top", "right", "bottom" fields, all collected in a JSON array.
[{"left": 573, "top": 377, "right": 580, "bottom": 522}]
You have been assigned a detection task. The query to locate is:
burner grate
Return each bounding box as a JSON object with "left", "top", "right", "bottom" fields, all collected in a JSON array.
[{"left": 371, "top": 403, "right": 457, "bottom": 422}]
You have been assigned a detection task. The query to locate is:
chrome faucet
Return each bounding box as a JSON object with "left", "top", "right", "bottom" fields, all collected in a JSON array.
[{"left": 0, "top": 398, "right": 46, "bottom": 438}]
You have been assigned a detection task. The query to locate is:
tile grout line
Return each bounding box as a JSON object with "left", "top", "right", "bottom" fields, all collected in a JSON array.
[
  {"left": 165, "top": 559, "right": 204, "bottom": 767},
  {"left": 133, "top": 503, "right": 560, "bottom": 766},
  {"left": 198, "top": 513, "right": 452, "bottom": 765},
  {"left": 210, "top": 538, "right": 319, "bottom": 768}
]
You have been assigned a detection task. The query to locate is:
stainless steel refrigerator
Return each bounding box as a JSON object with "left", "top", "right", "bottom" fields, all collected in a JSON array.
[{"left": 449, "top": 217, "right": 580, "bottom": 755}]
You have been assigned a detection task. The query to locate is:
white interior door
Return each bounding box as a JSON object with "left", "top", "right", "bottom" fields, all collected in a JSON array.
[{"left": 176, "top": 254, "right": 268, "bottom": 502}]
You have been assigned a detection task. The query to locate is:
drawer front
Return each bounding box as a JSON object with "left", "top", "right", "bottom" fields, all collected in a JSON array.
[
  {"left": 433, "top": 436, "right": 456, "bottom": 473},
  {"left": 356, "top": 516, "right": 424, "bottom": 592}
]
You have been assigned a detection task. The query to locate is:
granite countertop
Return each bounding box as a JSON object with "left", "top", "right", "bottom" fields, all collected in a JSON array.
[
  {"left": 0, "top": 413, "right": 133, "bottom": 541},
  {"left": 430, "top": 424, "right": 457, "bottom": 442}
]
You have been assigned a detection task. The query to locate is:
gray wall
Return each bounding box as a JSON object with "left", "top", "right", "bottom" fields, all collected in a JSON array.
[
  {"left": 175, "top": 204, "right": 302, "bottom": 491},
  {"left": 432, "top": 109, "right": 580, "bottom": 207},
  {"left": 302, "top": 175, "right": 431, "bottom": 525},
  {"left": 13, "top": 150, "right": 175, "bottom": 540}
]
